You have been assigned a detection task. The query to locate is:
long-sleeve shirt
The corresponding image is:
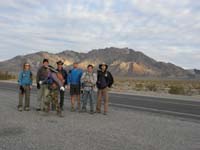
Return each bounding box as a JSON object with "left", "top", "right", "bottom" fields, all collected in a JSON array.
[
  {"left": 36, "top": 66, "right": 49, "bottom": 83},
  {"left": 56, "top": 68, "right": 68, "bottom": 85},
  {"left": 81, "top": 72, "right": 97, "bottom": 87},
  {"left": 18, "top": 70, "right": 32, "bottom": 86},
  {"left": 51, "top": 72, "right": 63, "bottom": 87},
  {"left": 67, "top": 68, "right": 83, "bottom": 85}
]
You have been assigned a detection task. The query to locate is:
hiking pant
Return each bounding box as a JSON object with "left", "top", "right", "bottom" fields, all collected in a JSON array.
[
  {"left": 96, "top": 88, "right": 109, "bottom": 113},
  {"left": 82, "top": 89, "right": 95, "bottom": 111},
  {"left": 37, "top": 84, "right": 49, "bottom": 110},
  {"left": 59, "top": 90, "right": 65, "bottom": 109},
  {"left": 18, "top": 85, "right": 31, "bottom": 109},
  {"left": 45, "top": 89, "right": 60, "bottom": 113},
  {"left": 52, "top": 90, "right": 64, "bottom": 111}
]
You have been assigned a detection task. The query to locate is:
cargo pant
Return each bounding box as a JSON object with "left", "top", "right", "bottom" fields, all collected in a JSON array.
[
  {"left": 18, "top": 85, "right": 31, "bottom": 109},
  {"left": 96, "top": 88, "right": 109, "bottom": 113},
  {"left": 37, "top": 84, "right": 49, "bottom": 110},
  {"left": 59, "top": 90, "right": 65, "bottom": 109},
  {"left": 51, "top": 91, "right": 64, "bottom": 111},
  {"left": 44, "top": 88, "right": 61, "bottom": 113}
]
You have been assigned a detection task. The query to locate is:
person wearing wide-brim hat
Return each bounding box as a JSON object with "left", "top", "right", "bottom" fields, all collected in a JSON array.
[
  {"left": 18, "top": 62, "right": 33, "bottom": 111},
  {"left": 99, "top": 63, "right": 108, "bottom": 70},
  {"left": 96, "top": 62, "right": 114, "bottom": 115},
  {"left": 57, "top": 60, "right": 64, "bottom": 65},
  {"left": 56, "top": 60, "right": 68, "bottom": 111}
]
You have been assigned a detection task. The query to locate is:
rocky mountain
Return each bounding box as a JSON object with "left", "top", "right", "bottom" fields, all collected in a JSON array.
[{"left": 0, "top": 47, "right": 195, "bottom": 78}]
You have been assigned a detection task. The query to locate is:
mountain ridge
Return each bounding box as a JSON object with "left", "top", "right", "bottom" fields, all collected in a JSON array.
[{"left": 0, "top": 47, "right": 196, "bottom": 78}]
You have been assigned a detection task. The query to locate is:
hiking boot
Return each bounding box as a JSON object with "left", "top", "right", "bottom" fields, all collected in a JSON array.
[
  {"left": 24, "top": 107, "right": 30, "bottom": 111},
  {"left": 57, "top": 111, "right": 64, "bottom": 117},
  {"left": 18, "top": 107, "right": 23, "bottom": 112},
  {"left": 71, "top": 107, "right": 75, "bottom": 112},
  {"left": 103, "top": 112, "right": 107, "bottom": 115},
  {"left": 77, "top": 106, "right": 81, "bottom": 113},
  {"left": 81, "top": 107, "right": 87, "bottom": 113},
  {"left": 90, "top": 110, "right": 94, "bottom": 115},
  {"left": 36, "top": 108, "right": 41, "bottom": 111},
  {"left": 96, "top": 110, "right": 101, "bottom": 113}
]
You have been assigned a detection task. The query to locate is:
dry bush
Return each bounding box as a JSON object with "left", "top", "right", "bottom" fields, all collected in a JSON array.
[
  {"left": 146, "top": 83, "right": 157, "bottom": 91},
  {"left": 168, "top": 85, "right": 185, "bottom": 95}
]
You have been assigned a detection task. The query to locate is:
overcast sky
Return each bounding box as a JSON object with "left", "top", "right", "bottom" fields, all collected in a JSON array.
[{"left": 0, "top": 0, "right": 199, "bottom": 69}]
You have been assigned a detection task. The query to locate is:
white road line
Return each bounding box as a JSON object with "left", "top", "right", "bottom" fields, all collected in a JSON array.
[
  {"left": 111, "top": 95, "right": 200, "bottom": 107},
  {"left": 110, "top": 103, "right": 200, "bottom": 119}
]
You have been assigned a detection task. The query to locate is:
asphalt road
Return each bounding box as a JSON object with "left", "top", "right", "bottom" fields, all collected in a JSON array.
[
  {"left": 0, "top": 81, "right": 200, "bottom": 120},
  {"left": 0, "top": 81, "right": 200, "bottom": 150}
]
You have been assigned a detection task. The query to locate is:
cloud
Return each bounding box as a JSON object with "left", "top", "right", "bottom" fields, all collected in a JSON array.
[{"left": 0, "top": 0, "right": 199, "bottom": 69}]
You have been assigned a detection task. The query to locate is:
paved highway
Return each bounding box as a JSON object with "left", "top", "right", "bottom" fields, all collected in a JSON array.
[
  {"left": 0, "top": 81, "right": 200, "bottom": 150},
  {"left": 0, "top": 81, "right": 200, "bottom": 120}
]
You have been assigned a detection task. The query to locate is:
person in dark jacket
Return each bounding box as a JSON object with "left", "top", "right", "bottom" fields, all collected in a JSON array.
[
  {"left": 96, "top": 63, "right": 114, "bottom": 115},
  {"left": 36, "top": 59, "right": 50, "bottom": 111},
  {"left": 56, "top": 60, "right": 68, "bottom": 110}
]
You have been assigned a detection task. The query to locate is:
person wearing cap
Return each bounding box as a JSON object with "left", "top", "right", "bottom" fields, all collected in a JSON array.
[
  {"left": 36, "top": 59, "right": 50, "bottom": 111},
  {"left": 67, "top": 62, "right": 83, "bottom": 112},
  {"left": 17, "top": 63, "right": 33, "bottom": 111},
  {"left": 96, "top": 63, "right": 114, "bottom": 115},
  {"left": 81, "top": 64, "right": 97, "bottom": 114},
  {"left": 56, "top": 60, "right": 68, "bottom": 111}
]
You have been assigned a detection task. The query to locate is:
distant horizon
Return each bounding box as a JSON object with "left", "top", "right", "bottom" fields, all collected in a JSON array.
[
  {"left": 0, "top": 1, "right": 200, "bottom": 69},
  {"left": 0, "top": 47, "right": 199, "bottom": 70}
]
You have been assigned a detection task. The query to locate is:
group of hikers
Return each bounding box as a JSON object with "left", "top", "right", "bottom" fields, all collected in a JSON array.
[{"left": 17, "top": 59, "right": 114, "bottom": 117}]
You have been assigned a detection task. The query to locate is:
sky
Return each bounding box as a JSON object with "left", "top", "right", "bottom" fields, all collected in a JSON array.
[{"left": 0, "top": 0, "right": 199, "bottom": 69}]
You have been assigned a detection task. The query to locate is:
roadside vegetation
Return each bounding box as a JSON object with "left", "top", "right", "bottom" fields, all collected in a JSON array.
[
  {"left": 1, "top": 72, "right": 199, "bottom": 96},
  {"left": 0, "top": 71, "right": 16, "bottom": 80},
  {"left": 113, "top": 77, "right": 200, "bottom": 96}
]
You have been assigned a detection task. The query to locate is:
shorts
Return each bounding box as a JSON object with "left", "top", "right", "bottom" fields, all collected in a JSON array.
[{"left": 70, "top": 84, "right": 81, "bottom": 95}]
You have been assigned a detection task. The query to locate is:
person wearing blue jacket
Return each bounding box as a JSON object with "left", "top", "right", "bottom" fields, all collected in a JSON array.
[
  {"left": 67, "top": 62, "right": 83, "bottom": 112},
  {"left": 18, "top": 63, "right": 33, "bottom": 111}
]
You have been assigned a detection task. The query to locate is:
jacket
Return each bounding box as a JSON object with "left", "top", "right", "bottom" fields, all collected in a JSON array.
[
  {"left": 18, "top": 70, "right": 32, "bottom": 86},
  {"left": 68, "top": 68, "right": 83, "bottom": 85},
  {"left": 96, "top": 70, "right": 114, "bottom": 89},
  {"left": 36, "top": 66, "right": 49, "bottom": 83}
]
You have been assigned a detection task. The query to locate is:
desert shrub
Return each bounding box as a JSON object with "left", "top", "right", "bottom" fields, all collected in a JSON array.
[
  {"left": 135, "top": 83, "right": 144, "bottom": 91},
  {"left": 168, "top": 85, "right": 185, "bottom": 95},
  {"left": 146, "top": 84, "right": 157, "bottom": 91},
  {"left": 0, "top": 71, "right": 16, "bottom": 80},
  {"left": 192, "top": 84, "right": 200, "bottom": 90}
]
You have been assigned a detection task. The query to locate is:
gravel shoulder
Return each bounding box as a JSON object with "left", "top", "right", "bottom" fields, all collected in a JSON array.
[{"left": 0, "top": 89, "right": 200, "bottom": 150}]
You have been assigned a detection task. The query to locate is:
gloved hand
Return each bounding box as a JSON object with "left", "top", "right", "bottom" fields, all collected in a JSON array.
[
  {"left": 20, "top": 86, "right": 25, "bottom": 94},
  {"left": 39, "top": 81, "right": 43, "bottom": 85},
  {"left": 60, "top": 86, "right": 65, "bottom": 91},
  {"left": 37, "top": 83, "right": 40, "bottom": 89}
]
